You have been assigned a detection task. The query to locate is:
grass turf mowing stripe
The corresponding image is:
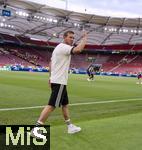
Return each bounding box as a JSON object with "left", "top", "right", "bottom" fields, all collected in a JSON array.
[{"left": 0, "top": 97, "right": 142, "bottom": 111}]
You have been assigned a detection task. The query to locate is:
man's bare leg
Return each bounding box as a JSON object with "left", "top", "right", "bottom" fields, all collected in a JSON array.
[
  {"left": 62, "top": 105, "right": 71, "bottom": 125},
  {"left": 37, "top": 105, "right": 55, "bottom": 125},
  {"left": 62, "top": 104, "right": 81, "bottom": 134}
]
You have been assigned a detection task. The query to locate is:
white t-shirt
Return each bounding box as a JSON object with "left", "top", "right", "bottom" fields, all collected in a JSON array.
[{"left": 50, "top": 43, "right": 73, "bottom": 85}]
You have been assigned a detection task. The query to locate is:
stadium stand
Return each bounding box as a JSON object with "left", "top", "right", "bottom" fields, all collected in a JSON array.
[
  {"left": 1, "top": 34, "right": 142, "bottom": 74},
  {"left": 0, "top": 1, "right": 142, "bottom": 75}
]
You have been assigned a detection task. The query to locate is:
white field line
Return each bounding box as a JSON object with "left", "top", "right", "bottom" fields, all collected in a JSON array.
[{"left": 0, "top": 97, "right": 142, "bottom": 111}]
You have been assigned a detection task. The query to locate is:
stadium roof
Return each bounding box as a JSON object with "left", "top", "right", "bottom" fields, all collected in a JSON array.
[{"left": 0, "top": 0, "right": 142, "bottom": 46}]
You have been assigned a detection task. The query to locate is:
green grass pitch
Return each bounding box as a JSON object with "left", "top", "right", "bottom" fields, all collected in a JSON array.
[{"left": 0, "top": 71, "right": 142, "bottom": 150}]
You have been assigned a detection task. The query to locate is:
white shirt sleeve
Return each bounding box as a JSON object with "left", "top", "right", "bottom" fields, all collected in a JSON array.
[{"left": 60, "top": 43, "right": 74, "bottom": 55}]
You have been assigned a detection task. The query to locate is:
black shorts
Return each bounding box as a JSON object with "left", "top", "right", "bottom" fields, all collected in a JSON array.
[
  {"left": 48, "top": 83, "right": 69, "bottom": 107},
  {"left": 138, "top": 75, "right": 142, "bottom": 79},
  {"left": 87, "top": 70, "right": 91, "bottom": 76}
]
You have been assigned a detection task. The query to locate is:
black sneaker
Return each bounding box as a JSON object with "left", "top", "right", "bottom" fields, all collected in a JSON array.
[{"left": 30, "top": 127, "right": 46, "bottom": 139}]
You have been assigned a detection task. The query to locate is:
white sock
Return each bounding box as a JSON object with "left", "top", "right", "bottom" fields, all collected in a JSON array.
[
  {"left": 36, "top": 121, "right": 44, "bottom": 126},
  {"left": 65, "top": 119, "right": 71, "bottom": 126}
]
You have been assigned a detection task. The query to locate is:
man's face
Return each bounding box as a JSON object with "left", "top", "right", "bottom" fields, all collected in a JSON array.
[{"left": 64, "top": 33, "right": 74, "bottom": 45}]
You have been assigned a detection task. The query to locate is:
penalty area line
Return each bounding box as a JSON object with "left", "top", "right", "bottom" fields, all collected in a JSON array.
[{"left": 0, "top": 97, "right": 142, "bottom": 111}]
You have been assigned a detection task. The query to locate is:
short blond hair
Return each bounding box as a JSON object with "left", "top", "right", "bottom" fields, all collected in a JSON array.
[{"left": 63, "top": 31, "right": 74, "bottom": 38}]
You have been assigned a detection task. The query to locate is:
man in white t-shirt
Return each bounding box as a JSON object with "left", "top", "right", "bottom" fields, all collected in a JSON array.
[{"left": 33, "top": 30, "right": 87, "bottom": 135}]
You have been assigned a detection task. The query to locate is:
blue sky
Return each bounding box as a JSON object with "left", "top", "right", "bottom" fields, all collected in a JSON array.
[{"left": 28, "top": 0, "right": 142, "bottom": 18}]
